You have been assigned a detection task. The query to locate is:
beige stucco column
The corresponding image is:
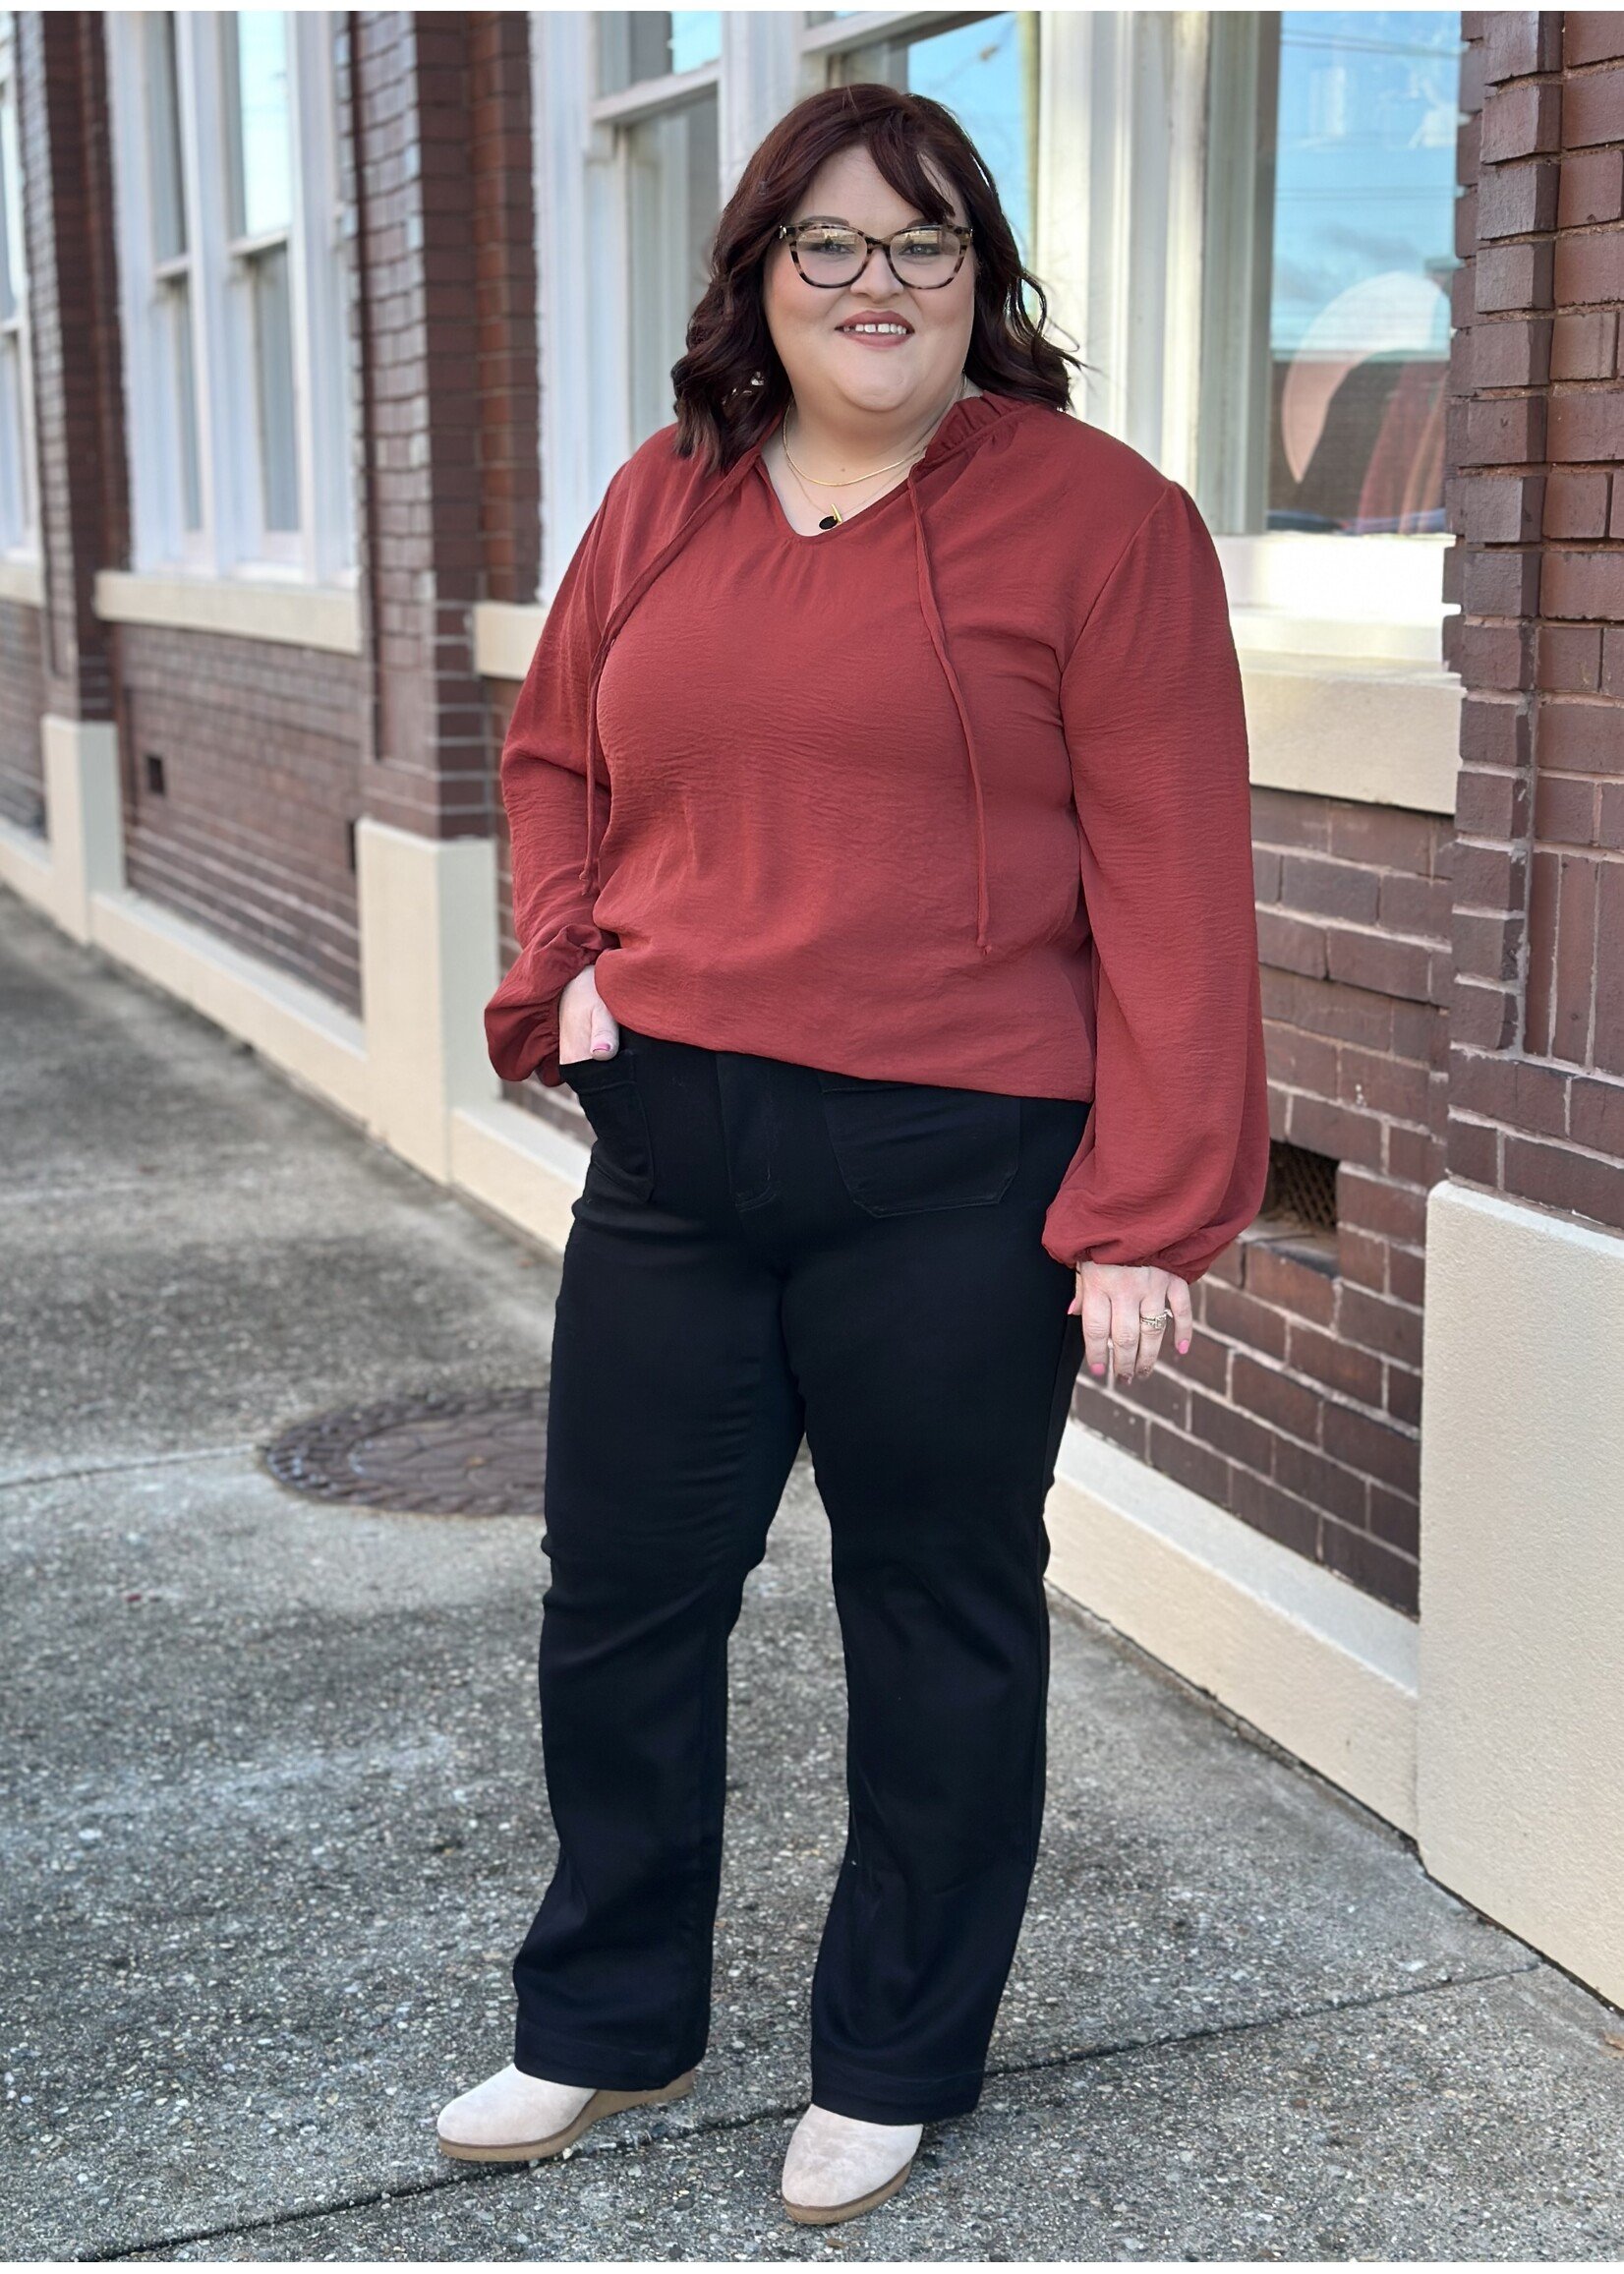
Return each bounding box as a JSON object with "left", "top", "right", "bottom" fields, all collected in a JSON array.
[
  {"left": 357, "top": 820, "right": 501, "bottom": 1183},
  {"left": 1417, "top": 1178, "right": 1624, "bottom": 2006}
]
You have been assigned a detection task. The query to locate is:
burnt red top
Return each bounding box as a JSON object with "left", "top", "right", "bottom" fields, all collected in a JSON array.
[{"left": 487, "top": 388, "right": 1269, "bottom": 1280}]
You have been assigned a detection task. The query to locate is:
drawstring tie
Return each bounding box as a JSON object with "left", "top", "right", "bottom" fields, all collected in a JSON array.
[{"left": 909, "top": 472, "right": 992, "bottom": 958}]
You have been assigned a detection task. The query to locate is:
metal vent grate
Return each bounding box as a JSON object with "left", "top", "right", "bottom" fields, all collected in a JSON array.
[{"left": 1264, "top": 1140, "right": 1338, "bottom": 1233}]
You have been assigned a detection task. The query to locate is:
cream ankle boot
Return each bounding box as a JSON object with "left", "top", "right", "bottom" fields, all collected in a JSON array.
[
  {"left": 781, "top": 2103, "right": 922, "bottom": 2225},
  {"left": 436, "top": 2062, "right": 695, "bottom": 2163}
]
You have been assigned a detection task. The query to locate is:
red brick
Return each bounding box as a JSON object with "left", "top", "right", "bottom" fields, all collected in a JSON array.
[
  {"left": 1548, "top": 390, "right": 1624, "bottom": 465},
  {"left": 1199, "top": 1281, "right": 1289, "bottom": 1362},
  {"left": 1367, "top": 1482, "right": 1421, "bottom": 1556},
  {"left": 1285, "top": 1318, "right": 1385, "bottom": 1405},
  {"left": 1339, "top": 1169, "right": 1428, "bottom": 1243},
  {"left": 1595, "top": 862, "right": 1624, "bottom": 1076},
  {"left": 1285, "top": 1089, "right": 1385, "bottom": 1169},
  {"left": 1562, "top": 62, "right": 1624, "bottom": 146},
  {"left": 1571, "top": 1071, "right": 1624, "bottom": 1151},
  {"left": 1554, "top": 852, "right": 1600, "bottom": 1061},
  {"left": 1537, "top": 623, "right": 1604, "bottom": 692},
  {"left": 1478, "top": 155, "right": 1560, "bottom": 236},
  {"left": 1474, "top": 237, "right": 1555, "bottom": 310},
  {"left": 1534, "top": 768, "right": 1599, "bottom": 843},
  {"left": 1554, "top": 228, "right": 1624, "bottom": 305},
  {"left": 1544, "top": 469, "right": 1613, "bottom": 537},
  {"left": 1504, "top": 1130, "right": 1624, "bottom": 1231},
  {"left": 1558, "top": 146, "right": 1624, "bottom": 227},
  {"left": 1458, "top": 472, "right": 1547, "bottom": 541},
  {"left": 1231, "top": 1354, "right": 1322, "bottom": 1444},
  {"left": 1321, "top": 1402, "right": 1421, "bottom": 1496},
  {"left": 1550, "top": 309, "right": 1619, "bottom": 380},
  {"left": 1538, "top": 700, "right": 1624, "bottom": 770},
  {"left": 1566, "top": 15, "right": 1624, "bottom": 66},
  {"left": 1244, "top": 1240, "right": 1337, "bottom": 1323},
  {"left": 1446, "top": 1110, "right": 1502, "bottom": 1183},
  {"left": 1483, "top": 10, "right": 1565, "bottom": 80},
  {"left": 1463, "top": 393, "right": 1546, "bottom": 464},
  {"left": 1480, "top": 77, "right": 1563, "bottom": 160},
  {"left": 1542, "top": 550, "right": 1624, "bottom": 620}
]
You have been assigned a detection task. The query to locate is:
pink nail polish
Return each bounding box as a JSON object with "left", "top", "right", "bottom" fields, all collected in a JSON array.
[
  {"left": 1178, "top": 1339, "right": 1189, "bottom": 1354},
  {"left": 1089, "top": 1362, "right": 1104, "bottom": 1375}
]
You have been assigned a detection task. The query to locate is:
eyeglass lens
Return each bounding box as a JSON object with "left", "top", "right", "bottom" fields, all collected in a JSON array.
[{"left": 795, "top": 226, "right": 962, "bottom": 287}]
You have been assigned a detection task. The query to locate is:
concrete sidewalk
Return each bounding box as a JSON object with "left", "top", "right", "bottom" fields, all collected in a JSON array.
[{"left": 4, "top": 887, "right": 1623, "bottom": 2264}]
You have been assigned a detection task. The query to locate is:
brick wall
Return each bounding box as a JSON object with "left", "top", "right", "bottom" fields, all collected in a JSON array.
[
  {"left": 118, "top": 627, "right": 365, "bottom": 1013},
  {"left": 1446, "top": 11, "right": 1624, "bottom": 1233},
  {"left": 470, "top": 14, "right": 541, "bottom": 608},
  {"left": 1068, "top": 787, "right": 1451, "bottom": 1617},
  {"left": 0, "top": 598, "right": 45, "bottom": 831},
  {"left": 17, "top": 12, "right": 125, "bottom": 726},
  {"left": 349, "top": 11, "right": 490, "bottom": 841}
]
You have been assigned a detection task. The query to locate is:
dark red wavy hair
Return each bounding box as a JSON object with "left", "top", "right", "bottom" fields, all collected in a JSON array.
[{"left": 669, "top": 82, "right": 1083, "bottom": 473}]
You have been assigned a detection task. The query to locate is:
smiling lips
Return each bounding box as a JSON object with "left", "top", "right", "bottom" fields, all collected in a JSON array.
[{"left": 837, "top": 319, "right": 913, "bottom": 344}]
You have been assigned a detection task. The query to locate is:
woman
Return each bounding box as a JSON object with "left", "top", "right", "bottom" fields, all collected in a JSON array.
[{"left": 437, "top": 83, "right": 1269, "bottom": 2227}]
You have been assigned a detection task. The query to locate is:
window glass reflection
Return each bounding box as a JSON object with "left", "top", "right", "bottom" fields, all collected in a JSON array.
[{"left": 1268, "top": 10, "right": 1462, "bottom": 533}]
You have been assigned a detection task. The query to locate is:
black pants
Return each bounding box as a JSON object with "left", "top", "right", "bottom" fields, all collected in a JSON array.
[{"left": 512, "top": 1020, "right": 1089, "bottom": 2124}]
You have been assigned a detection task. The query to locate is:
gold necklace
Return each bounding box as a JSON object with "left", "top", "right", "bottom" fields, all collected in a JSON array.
[{"left": 780, "top": 377, "right": 967, "bottom": 530}]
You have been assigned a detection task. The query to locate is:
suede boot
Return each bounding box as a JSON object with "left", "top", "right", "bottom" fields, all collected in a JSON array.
[
  {"left": 436, "top": 2063, "right": 695, "bottom": 2163},
  {"left": 781, "top": 2104, "right": 922, "bottom": 2225}
]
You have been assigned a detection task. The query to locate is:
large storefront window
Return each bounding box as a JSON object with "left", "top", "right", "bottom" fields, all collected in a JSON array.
[{"left": 1204, "top": 10, "right": 1464, "bottom": 537}]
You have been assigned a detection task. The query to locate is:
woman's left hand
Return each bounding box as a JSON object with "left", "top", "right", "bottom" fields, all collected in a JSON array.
[{"left": 1068, "top": 1261, "right": 1192, "bottom": 1384}]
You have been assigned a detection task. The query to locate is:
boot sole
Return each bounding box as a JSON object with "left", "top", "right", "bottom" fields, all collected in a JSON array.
[
  {"left": 783, "top": 2156, "right": 914, "bottom": 2226},
  {"left": 437, "top": 2068, "right": 696, "bottom": 2164}
]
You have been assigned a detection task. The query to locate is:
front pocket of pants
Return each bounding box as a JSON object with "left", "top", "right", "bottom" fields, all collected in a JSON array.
[
  {"left": 561, "top": 1054, "right": 655, "bottom": 1203},
  {"left": 816, "top": 1070, "right": 1021, "bottom": 1217}
]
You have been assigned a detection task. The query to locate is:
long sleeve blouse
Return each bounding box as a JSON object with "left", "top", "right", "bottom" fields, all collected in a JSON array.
[{"left": 486, "top": 387, "right": 1270, "bottom": 1282}]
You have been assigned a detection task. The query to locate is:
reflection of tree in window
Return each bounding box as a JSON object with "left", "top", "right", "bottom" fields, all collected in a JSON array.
[{"left": 1267, "top": 11, "right": 1461, "bottom": 533}]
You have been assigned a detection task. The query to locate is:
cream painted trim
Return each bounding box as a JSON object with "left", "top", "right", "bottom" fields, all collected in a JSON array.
[
  {"left": 1418, "top": 1179, "right": 1624, "bottom": 2008},
  {"left": 1234, "top": 611, "right": 1447, "bottom": 666},
  {"left": 1242, "top": 653, "right": 1462, "bottom": 816},
  {"left": 356, "top": 821, "right": 501, "bottom": 1183},
  {"left": 93, "top": 569, "right": 362, "bottom": 656},
  {"left": 473, "top": 600, "right": 547, "bottom": 683},
  {"left": 449, "top": 1095, "right": 587, "bottom": 1256},
  {"left": 88, "top": 885, "right": 370, "bottom": 1123},
  {"left": 1045, "top": 1421, "right": 1419, "bottom": 1834},
  {"left": 0, "top": 556, "right": 42, "bottom": 606}
]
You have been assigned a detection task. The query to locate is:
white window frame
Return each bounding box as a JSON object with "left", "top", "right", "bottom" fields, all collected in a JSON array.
[
  {"left": 107, "top": 10, "right": 354, "bottom": 590},
  {"left": 0, "top": 9, "right": 39, "bottom": 565},
  {"left": 1194, "top": 11, "right": 1462, "bottom": 665}
]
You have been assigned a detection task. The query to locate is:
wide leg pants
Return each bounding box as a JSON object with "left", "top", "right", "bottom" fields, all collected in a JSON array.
[{"left": 512, "top": 1020, "right": 1089, "bottom": 2124}]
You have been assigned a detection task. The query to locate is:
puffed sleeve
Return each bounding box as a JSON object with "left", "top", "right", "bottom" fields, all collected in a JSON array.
[
  {"left": 484, "top": 482, "right": 621, "bottom": 1088},
  {"left": 1041, "top": 479, "right": 1271, "bottom": 1282}
]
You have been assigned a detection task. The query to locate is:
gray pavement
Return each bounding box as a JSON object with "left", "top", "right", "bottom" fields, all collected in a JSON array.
[{"left": 3, "top": 887, "right": 1623, "bottom": 2264}]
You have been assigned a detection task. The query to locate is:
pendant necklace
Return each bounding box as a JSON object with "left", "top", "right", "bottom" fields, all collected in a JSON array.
[{"left": 780, "top": 376, "right": 967, "bottom": 531}]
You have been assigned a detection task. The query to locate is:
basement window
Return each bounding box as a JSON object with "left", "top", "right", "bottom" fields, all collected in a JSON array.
[{"left": 1247, "top": 1138, "right": 1339, "bottom": 1272}]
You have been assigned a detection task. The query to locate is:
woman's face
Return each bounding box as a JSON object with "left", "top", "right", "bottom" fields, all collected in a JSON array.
[{"left": 762, "top": 142, "right": 976, "bottom": 424}]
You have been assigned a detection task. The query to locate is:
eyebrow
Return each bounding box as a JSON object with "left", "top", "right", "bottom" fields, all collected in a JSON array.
[{"left": 791, "top": 212, "right": 939, "bottom": 229}]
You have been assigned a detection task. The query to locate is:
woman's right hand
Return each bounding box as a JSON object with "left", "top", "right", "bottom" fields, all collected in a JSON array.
[{"left": 558, "top": 963, "right": 620, "bottom": 1065}]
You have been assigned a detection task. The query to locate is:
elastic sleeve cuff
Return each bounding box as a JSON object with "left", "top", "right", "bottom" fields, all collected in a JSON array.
[{"left": 484, "top": 926, "right": 606, "bottom": 1086}]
